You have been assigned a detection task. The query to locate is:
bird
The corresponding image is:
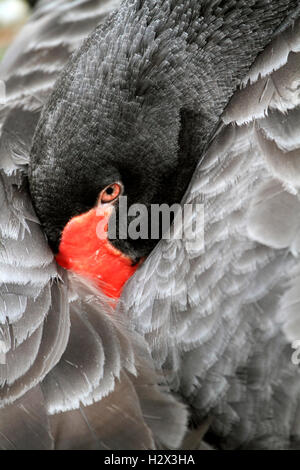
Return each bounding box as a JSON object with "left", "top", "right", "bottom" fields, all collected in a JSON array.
[{"left": 0, "top": 0, "right": 300, "bottom": 450}]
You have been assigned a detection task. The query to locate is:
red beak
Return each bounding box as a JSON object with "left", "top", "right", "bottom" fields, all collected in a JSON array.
[{"left": 55, "top": 206, "right": 139, "bottom": 299}]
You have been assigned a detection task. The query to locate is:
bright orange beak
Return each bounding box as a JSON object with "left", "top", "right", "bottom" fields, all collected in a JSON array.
[{"left": 55, "top": 205, "right": 139, "bottom": 299}]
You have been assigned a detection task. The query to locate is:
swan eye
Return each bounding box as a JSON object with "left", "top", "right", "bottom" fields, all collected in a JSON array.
[{"left": 100, "top": 183, "right": 122, "bottom": 204}]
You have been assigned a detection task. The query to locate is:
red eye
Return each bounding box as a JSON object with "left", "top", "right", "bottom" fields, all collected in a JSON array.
[{"left": 100, "top": 183, "right": 122, "bottom": 204}]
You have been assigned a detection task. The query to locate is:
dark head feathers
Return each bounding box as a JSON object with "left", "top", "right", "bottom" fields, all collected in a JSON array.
[{"left": 29, "top": 0, "right": 299, "bottom": 258}]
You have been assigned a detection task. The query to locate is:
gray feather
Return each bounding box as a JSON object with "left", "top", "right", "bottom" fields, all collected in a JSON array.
[
  {"left": 122, "top": 11, "right": 300, "bottom": 449},
  {"left": 1, "top": 0, "right": 300, "bottom": 451},
  {"left": 0, "top": 386, "right": 53, "bottom": 450}
]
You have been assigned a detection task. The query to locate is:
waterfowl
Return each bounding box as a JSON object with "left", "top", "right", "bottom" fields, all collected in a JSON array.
[{"left": 1, "top": 0, "right": 300, "bottom": 450}]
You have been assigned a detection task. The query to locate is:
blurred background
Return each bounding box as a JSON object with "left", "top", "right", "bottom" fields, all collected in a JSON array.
[{"left": 0, "top": 0, "right": 37, "bottom": 59}]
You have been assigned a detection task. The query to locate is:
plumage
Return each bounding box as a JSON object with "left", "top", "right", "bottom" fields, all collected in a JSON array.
[
  {"left": 0, "top": 386, "right": 53, "bottom": 450},
  {"left": 123, "top": 8, "right": 300, "bottom": 449},
  {"left": 0, "top": 0, "right": 300, "bottom": 451}
]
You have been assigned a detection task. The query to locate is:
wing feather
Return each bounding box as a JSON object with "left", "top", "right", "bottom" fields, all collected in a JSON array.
[
  {"left": 0, "top": 0, "right": 188, "bottom": 450},
  {"left": 122, "top": 13, "right": 300, "bottom": 449},
  {"left": 0, "top": 386, "right": 53, "bottom": 450}
]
